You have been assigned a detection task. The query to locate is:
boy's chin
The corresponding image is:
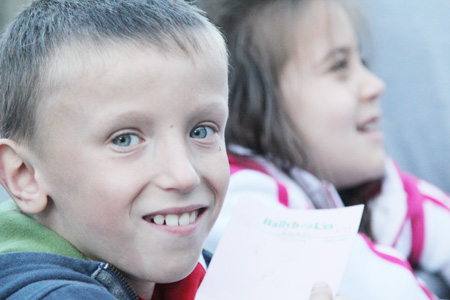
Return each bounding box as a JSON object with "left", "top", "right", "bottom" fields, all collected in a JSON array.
[
  {"left": 157, "top": 260, "right": 200, "bottom": 284},
  {"left": 123, "top": 257, "right": 200, "bottom": 296},
  {"left": 154, "top": 250, "right": 202, "bottom": 283}
]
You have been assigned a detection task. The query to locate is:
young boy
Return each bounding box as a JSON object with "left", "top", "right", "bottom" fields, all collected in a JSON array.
[{"left": 0, "top": 0, "right": 230, "bottom": 299}]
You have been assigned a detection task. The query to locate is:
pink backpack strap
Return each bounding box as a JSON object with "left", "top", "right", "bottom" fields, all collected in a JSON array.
[
  {"left": 228, "top": 154, "right": 289, "bottom": 207},
  {"left": 399, "top": 170, "right": 425, "bottom": 267},
  {"left": 360, "top": 234, "right": 438, "bottom": 300}
]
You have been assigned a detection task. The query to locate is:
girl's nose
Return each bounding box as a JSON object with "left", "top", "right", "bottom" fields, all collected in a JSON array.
[{"left": 359, "top": 67, "right": 386, "bottom": 103}]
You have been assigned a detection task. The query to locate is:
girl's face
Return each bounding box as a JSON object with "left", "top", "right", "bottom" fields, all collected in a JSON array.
[{"left": 280, "top": 0, "right": 386, "bottom": 188}]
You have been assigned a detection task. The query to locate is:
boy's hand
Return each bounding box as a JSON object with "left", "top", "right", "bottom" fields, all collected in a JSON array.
[{"left": 310, "top": 282, "right": 349, "bottom": 300}]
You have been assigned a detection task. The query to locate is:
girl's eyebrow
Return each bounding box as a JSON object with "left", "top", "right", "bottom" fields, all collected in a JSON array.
[
  {"left": 313, "top": 47, "right": 350, "bottom": 70},
  {"left": 322, "top": 47, "right": 350, "bottom": 63}
]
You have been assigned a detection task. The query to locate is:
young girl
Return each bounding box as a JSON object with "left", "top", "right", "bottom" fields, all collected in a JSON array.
[{"left": 199, "top": 0, "right": 448, "bottom": 299}]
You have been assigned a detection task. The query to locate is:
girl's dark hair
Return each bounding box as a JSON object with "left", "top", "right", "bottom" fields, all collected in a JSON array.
[{"left": 199, "top": 0, "right": 311, "bottom": 174}]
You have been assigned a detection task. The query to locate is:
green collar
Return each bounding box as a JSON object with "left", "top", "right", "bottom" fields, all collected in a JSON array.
[{"left": 0, "top": 200, "right": 85, "bottom": 260}]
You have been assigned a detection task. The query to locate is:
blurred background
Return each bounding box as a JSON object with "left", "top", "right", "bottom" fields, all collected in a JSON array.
[
  {"left": 0, "top": 0, "right": 31, "bottom": 30},
  {"left": 361, "top": 0, "right": 450, "bottom": 196}
]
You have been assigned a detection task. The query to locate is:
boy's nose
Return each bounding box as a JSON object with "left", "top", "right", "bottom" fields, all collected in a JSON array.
[{"left": 152, "top": 140, "right": 200, "bottom": 193}]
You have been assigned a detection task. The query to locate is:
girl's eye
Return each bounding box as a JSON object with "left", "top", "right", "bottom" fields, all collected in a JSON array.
[
  {"left": 190, "top": 125, "right": 214, "bottom": 139},
  {"left": 330, "top": 59, "right": 349, "bottom": 72},
  {"left": 361, "top": 57, "right": 369, "bottom": 68},
  {"left": 112, "top": 134, "right": 140, "bottom": 147}
]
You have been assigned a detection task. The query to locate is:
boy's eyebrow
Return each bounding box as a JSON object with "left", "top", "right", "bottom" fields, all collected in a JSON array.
[
  {"left": 95, "top": 100, "right": 228, "bottom": 132},
  {"left": 92, "top": 110, "right": 156, "bottom": 133},
  {"left": 195, "top": 101, "right": 229, "bottom": 117},
  {"left": 105, "top": 111, "right": 151, "bottom": 124}
]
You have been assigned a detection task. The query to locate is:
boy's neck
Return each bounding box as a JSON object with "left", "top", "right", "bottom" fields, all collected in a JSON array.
[{"left": 134, "top": 283, "right": 155, "bottom": 300}]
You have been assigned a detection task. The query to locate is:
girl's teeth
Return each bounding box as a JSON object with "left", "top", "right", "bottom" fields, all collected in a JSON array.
[
  {"left": 359, "top": 122, "right": 378, "bottom": 132},
  {"left": 151, "top": 211, "right": 199, "bottom": 226},
  {"left": 165, "top": 214, "right": 178, "bottom": 227},
  {"left": 153, "top": 215, "right": 165, "bottom": 225}
]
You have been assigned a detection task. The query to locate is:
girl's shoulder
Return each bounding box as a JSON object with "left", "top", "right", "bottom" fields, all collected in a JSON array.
[
  {"left": 227, "top": 152, "right": 318, "bottom": 209},
  {"left": 388, "top": 159, "right": 450, "bottom": 210}
]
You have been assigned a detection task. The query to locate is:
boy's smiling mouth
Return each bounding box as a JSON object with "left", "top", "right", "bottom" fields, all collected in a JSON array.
[{"left": 144, "top": 208, "right": 206, "bottom": 227}]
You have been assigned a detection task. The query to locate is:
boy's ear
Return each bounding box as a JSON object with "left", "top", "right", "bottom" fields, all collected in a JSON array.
[{"left": 0, "top": 139, "right": 48, "bottom": 214}]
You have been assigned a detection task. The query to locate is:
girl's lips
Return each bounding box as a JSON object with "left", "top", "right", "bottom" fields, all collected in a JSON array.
[
  {"left": 356, "top": 115, "right": 381, "bottom": 133},
  {"left": 356, "top": 115, "right": 385, "bottom": 142}
]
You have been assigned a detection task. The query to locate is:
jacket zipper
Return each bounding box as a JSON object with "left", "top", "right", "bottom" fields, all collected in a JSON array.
[{"left": 96, "top": 262, "right": 140, "bottom": 300}]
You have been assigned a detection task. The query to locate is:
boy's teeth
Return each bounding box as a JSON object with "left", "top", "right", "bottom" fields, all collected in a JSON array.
[
  {"left": 190, "top": 211, "right": 198, "bottom": 223},
  {"left": 179, "top": 213, "right": 190, "bottom": 226},
  {"left": 151, "top": 211, "right": 198, "bottom": 226}
]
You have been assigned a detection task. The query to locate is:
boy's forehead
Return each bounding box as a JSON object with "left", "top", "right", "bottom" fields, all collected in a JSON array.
[
  {"left": 37, "top": 40, "right": 227, "bottom": 113},
  {"left": 41, "top": 39, "right": 223, "bottom": 95}
]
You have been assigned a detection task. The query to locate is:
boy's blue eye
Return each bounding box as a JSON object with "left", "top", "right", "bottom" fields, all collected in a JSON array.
[
  {"left": 190, "top": 126, "right": 213, "bottom": 139},
  {"left": 112, "top": 134, "right": 140, "bottom": 147}
]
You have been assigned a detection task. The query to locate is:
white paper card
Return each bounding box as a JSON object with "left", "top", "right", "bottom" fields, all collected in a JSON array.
[{"left": 196, "top": 199, "right": 363, "bottom": 300}]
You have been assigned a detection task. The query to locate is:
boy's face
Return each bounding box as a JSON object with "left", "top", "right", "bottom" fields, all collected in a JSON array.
[{"left": 32, "top": 44, "right": 229, "bottom": 291}]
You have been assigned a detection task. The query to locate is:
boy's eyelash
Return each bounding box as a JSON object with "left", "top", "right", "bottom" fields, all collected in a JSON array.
[
  {"left": 189, "top": 123, "right": 223, "bottom": 143},
  {"left": 191, "top": 124, "right": 216, "bottom": 135},
  {"left": 201, "top": 121, "right": 220, "bottom": 131},
  {"left": 109, "top": 131, "right": 143, "bottom": 147}
]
